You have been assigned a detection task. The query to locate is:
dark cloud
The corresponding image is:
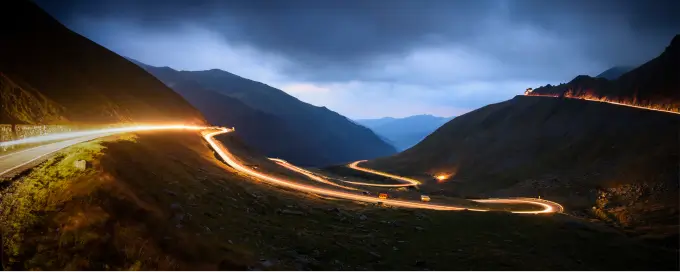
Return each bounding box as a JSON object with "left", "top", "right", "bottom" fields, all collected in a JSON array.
[
  {"left": 37, "top": 0, "right": 679, "bottom": 81},
  {"left": 32, "top": 0, "right": 680, "bottom": 117}
]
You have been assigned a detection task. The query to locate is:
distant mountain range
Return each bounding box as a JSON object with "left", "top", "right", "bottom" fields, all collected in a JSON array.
[
  {"left": 135, "top": 62, "right": 397, "bottom": 167},
  {"left": 0, "top": 1, "right": 205, "bottom": 125},
  {"left": 366, "top": 35, "right": 680, "bottom": 240},
  {"left": 356, "top": 115, "right": 453, "bottom": 151}
]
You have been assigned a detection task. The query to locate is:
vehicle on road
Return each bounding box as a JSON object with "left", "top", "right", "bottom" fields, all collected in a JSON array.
[
  {"left": 421, "top": 195, "right": 431, "bottom": 202},
  {"left": 378, "top": 193, "right": 388, "bottom": 199}
]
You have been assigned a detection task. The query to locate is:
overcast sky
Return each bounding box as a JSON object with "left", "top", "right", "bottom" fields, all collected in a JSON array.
[{"left": 35, "top": 0, "right": 680, "bottom": 119}]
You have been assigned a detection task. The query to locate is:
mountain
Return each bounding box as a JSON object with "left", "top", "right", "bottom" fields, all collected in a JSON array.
[
  {"left": 356, "top": 115, "right": 453, "bottom": 151},
  {"left": 530, "top": 35, "right": 680, "bottom": 112},
  {"left": 135, "top": 62, "right": 396, "bottom": 166},
  {"left": 366, "top": 95, "right": 679, "bottom": 241},
  {"left": 366, "top": 36, "right": 680, "bottom": 240},
  {"left": 0, "top": 1, "right": 205, "bottom": 125},
  {"left": 595, "top": 66, "right": 633, "bottom": 80}
]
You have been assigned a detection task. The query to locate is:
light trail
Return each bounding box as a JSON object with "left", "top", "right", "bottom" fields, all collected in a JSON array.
[
  {"left": 523, "top": 94, "right": 680, "bottom": 115},
  {"left": 269, "top": 158, "right": 359, "bottom": 191},
  {"left": 347, "top": 160, "right": 421, "bottom": 186},
  {"left": 0, "top": 125, "right": 211, "bottom": 147},
  {"left": 0, "top": 125, "right": 212, "bottom": 177},
  {"left": 2, "top": 125, "right": 562, "bottom": 214},
  {"left": 205, "top": 129, "right": 560, "bottom": 214},
  {"left": 272, "top": 158, "right": 413, "bottom": 189},
  {"left": 346, "top": 159, "right": 563, "bottom": 213}
]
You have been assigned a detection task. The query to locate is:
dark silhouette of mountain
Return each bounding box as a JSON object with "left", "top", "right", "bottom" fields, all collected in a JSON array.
[
  {"left": 531, "top": 35, "right": 680, "bottom": 112},
  {"left": 0, "top": 0, "right": 205, "bottom": 125},
  {"left": 356, "top": 115, "right": 453, "bottom": 151},
  {"left": 595, "top": 66, "right": 633, "bottom": 80},
  {"left": 135, "top": 61, "right": 396, "bottom": 166},
  {"left": 365, "top": 36, "right": 680, "bottom": 240},
  {"left": 367, "top": 95, "right": 678, "bottom": 242}
]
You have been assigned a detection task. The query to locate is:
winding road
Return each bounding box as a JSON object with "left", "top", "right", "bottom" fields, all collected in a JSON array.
[
  {"left": 0, "top": 125, "right": 563, "bottom": 214},
  {"left": 205, "top": 128, "right": 563, "bottom": 214}
]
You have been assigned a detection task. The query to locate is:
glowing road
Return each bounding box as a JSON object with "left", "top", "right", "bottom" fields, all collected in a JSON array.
[
  {"left": 523, "top": 94, "right": 680, "bottom": 115},
  {"left": 0, "top": 125, "right": 210, "bottom": 177},
  {"left": 1, "top": 125, "right": 563, "bottom": 214},
  {"left": 347, "top": 160, "right": 421, "bottom": 186},
  {"left": 204, "top": 128, "right": 563, "bottom": 214}
]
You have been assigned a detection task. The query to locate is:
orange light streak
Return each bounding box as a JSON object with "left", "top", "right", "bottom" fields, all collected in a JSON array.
[
  {"left": 205, "top": 129, "right": 561, "bottom": 214},
  {"left": 524, "top": 91, "right": 679, "bottom": 115}
]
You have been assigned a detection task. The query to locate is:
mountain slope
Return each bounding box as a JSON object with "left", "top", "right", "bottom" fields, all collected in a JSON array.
[
  {"left": 595, "top": 66, "right": 633, "bottom": 80},
  {"left": 367, "top": 95, "right": 679, "bottom": 240},
  {"left": 134, "top": 63, "right": 343, "bottom": 165},
  {"left": 356, "top": 115, "right": 452, "bottom": 151},
  {"left": 0, "top": 0, "right": 205, "bottom": 125},
  {"left": 138, "top": 64, "right": 396, "bottom": 166},
  {"left": 530, "top": 35, "right": 680, "bottom": 112},
  {"left": 2, "top": 130, "right": 677, "bottom": 270}
]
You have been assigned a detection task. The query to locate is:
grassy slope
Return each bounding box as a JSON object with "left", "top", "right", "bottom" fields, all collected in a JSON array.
[
  {"left": 366, "top": 96, "right": 679, "bottom": 240},
  {"left": 1, "top": 131, "right": 677, "bottom": 270},
  {"left": 0, "top": 74, "right": 66, "bottom": 124}
]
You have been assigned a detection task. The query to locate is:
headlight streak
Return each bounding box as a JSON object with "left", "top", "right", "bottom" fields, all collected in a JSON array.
[{"left": 205, "top": 128, "right": 561, "bottom": 214}]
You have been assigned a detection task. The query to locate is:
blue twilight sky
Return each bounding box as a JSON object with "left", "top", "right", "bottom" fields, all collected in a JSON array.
[{"left": 35, "top": 0, "right": 680, "bottom": 119}]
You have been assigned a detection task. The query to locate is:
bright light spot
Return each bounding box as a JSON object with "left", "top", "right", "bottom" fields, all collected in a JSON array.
[{"left": 435, "top": 174, "right": 449, "bottom": 181}]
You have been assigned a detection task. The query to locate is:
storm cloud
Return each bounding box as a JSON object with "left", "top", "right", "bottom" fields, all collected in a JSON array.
[{"left": 35, "top": 0, "right": 680, "bottom": 118}]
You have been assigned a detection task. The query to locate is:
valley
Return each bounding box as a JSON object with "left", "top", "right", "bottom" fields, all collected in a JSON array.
[{"left": 1, "top": 0, "right": 678, "bottom": 270}]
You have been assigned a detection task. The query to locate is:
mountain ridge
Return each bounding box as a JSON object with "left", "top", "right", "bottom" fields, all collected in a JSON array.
[
  {"left": 530, "top": 35, "right": 680, "bottom": 112},
  {"left": 135, "top": 61, "right": 397, "bottom": 166},
  {"left": 0, "top": 1, "right": 205, "bottom": 125}
]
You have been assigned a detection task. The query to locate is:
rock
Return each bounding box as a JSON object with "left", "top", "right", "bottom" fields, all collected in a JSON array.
[
  {"left": 164, "top": 189, "right": 177, "bottom": 196},
  {"left": 414, "top": 226, "right": 425, "bottom": 231},
  {"left": 359, "top": 214, "right": 368, "bottom": 221},
  {"left": 260, "top": 259, "right": 274, "bottom": 268},
  {"left": 73, "top": 160, "right": 87, "bottom": 170},
  {"left": 174, "top": 213, "right": 185, "bottom": 222},
  {"left": 170, "top": 203, "right": 182, "bottom": 210},
  {"left": 369, "top": 251, "right": 381, "bottom": 259}
]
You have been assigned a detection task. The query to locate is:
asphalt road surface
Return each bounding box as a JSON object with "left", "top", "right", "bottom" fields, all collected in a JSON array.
[{"left": 0, "top": 132, "right": 114, "bottom": 177}]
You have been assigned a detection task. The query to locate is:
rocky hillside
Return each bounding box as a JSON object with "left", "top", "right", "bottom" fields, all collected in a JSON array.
[
  {"left": 530, "top": 35, "right": 680, "bottom": 112},
  {"left": 137, "top": 62, "right": 396, "bottom": 166},
  {"left": 0, "top": 1, "right": 205, "bottom": 125},
  {"left": 366, "top": 95, "right": 679, "bottom": 243}
]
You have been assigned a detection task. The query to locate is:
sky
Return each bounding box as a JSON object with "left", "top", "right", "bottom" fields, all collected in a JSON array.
[{"left": 35, "top": 0, "right": 680, "bottom": 119}]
